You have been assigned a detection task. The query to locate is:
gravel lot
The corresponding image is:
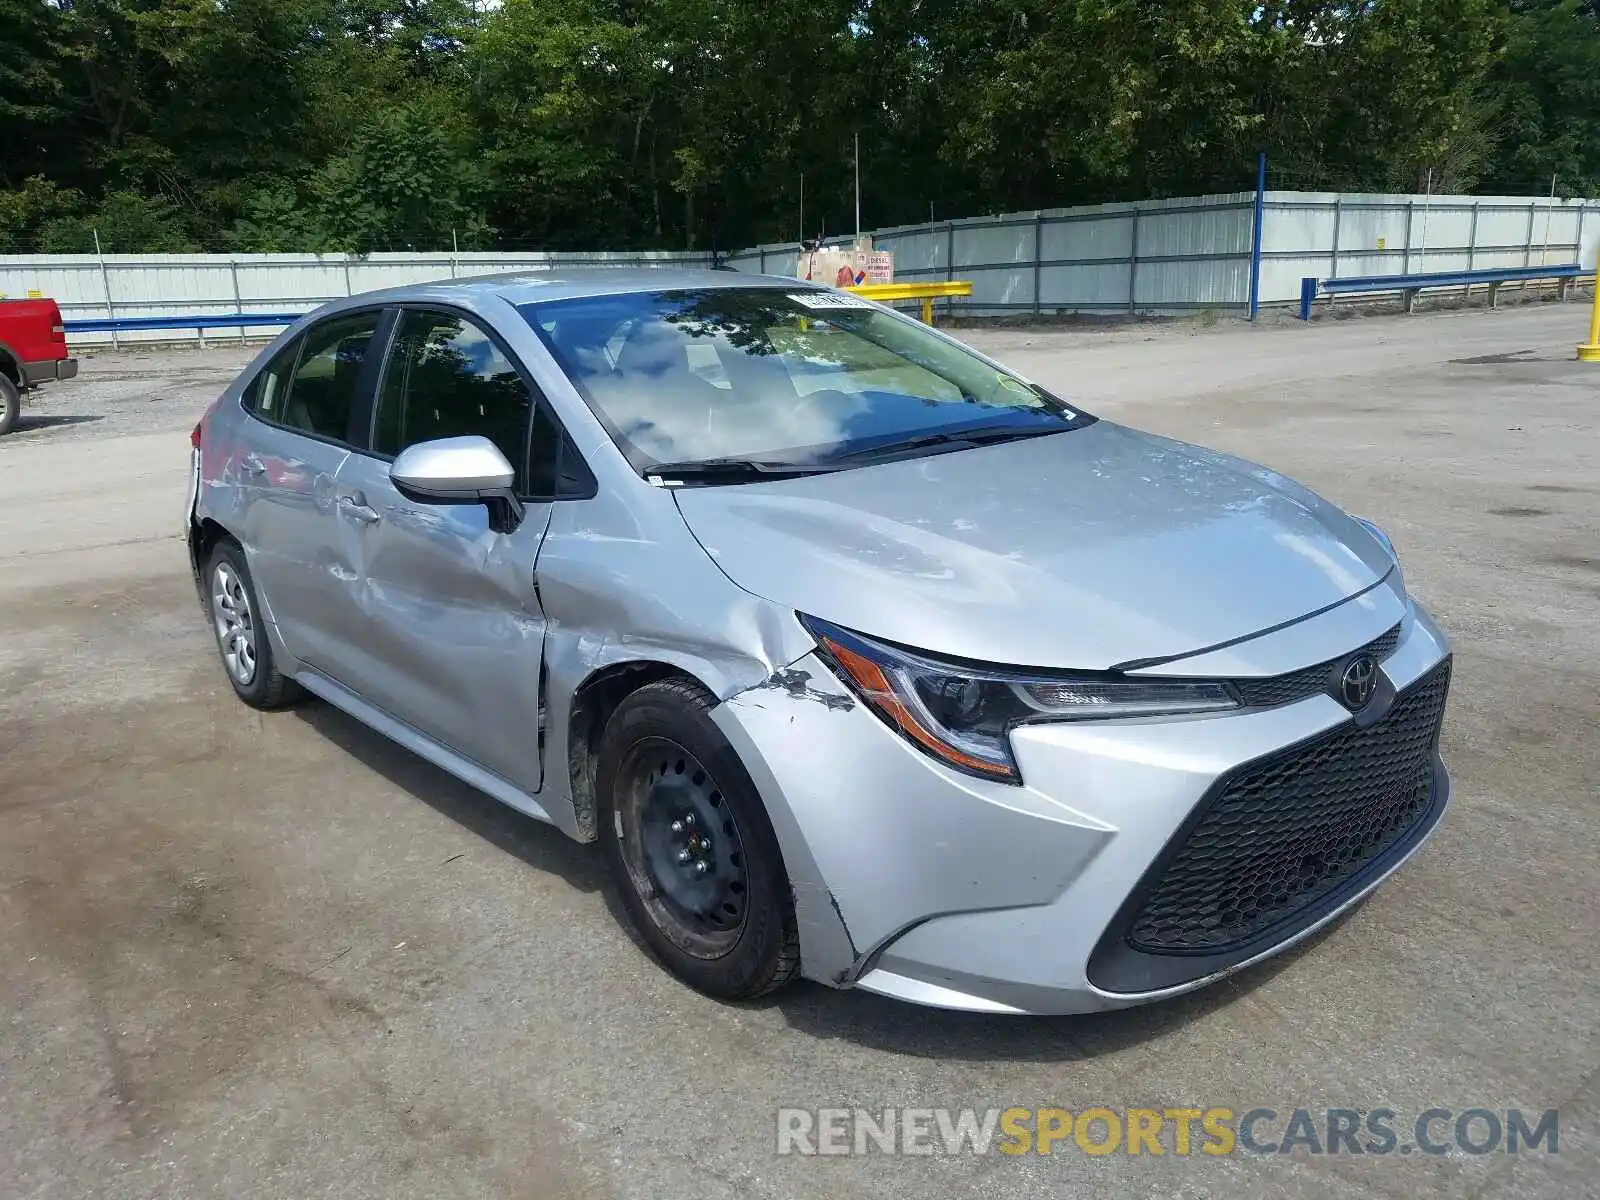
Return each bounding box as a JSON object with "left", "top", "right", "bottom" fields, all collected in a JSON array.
[{"left": 1, "top": 302, "right": 1597, "bottom": 1199}]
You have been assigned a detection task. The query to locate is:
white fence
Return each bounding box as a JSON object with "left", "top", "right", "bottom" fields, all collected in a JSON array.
[
  {"left": 0, "top": 250, "right": 711, "bottom": 345},
  {"left": 3, "top": 190, "right": 1597, "bottom": 344},
  {"left": 728, "top": 189, "right": 1600, "bottom": 316}
]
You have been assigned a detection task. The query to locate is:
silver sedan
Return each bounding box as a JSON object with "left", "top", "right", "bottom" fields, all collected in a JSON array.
[{"left": 185, "top": 269, "right": 1452, "bottom": 1014}]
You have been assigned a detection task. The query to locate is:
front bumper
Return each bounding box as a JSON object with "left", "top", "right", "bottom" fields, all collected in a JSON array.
[
  {"left": 22, "top": 357, "right": 78, "bottom": 387},
  {"left": 714, "top": 597, "right": 1452, "bottom": 1015}
]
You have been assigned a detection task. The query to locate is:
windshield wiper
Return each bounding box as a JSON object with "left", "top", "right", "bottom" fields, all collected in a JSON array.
[
  {"left": 645, "top": 457, "right": 843, "bottom": 485},
  {"left": 833, "top": 424, "right": 1065, "bottom": 462}
]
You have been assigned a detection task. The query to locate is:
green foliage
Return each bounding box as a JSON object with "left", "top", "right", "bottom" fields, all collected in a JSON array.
[
  {"left": 0, "top": 0, "right": 1594, "bottom": 253},
  {"left": 306, "top": 101, "right": 490, "bottom": 252},
  {"left": 39, "top": 191, "right": 200, "bottom": 253},
  {"left": 226, "top": 184, "right": 322, "bottom": 254},
  {"left": 1495, "top": 0, "right": 1600, "bottom": 195},
  {"left": 0, "top": 177, "right": 85, "bottom": 252}
]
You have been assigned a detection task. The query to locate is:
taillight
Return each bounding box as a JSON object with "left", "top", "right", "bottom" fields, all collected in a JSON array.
[
  {"left": 190, "top": 422, "right": 203, "bottom": 449},
  {"left": 51, "top": 324, "right": 65, "bottom": 336}
]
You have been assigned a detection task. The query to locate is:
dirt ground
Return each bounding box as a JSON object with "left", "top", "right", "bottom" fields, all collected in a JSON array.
[{"left": 1, "top": 300, "right": 1597, "bottom": 1199}]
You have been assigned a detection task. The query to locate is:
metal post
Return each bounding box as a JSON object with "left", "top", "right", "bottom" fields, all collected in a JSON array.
[
  {"left": 853, "top": 131, "right": 861, "bottom": 241},
  {"left": 1033, "top": 213, "right": 1044, "bottom": 316},
  {"left": 1328, "top": 198, "right": 1342, "bottom": 310},
  {"left": 945, "top": 220, "right": 955, "bottom": 318},
  {"left": 93, "top": 228, "right": 119, "bottom": 350},
  {"left": 1417, "top": 168, "right": 1432, "bottom": 272},
  {"left": 1330, "top": 197, "right": 1342, "bottom": 279},
  {"left": 759, "top": 246, "right": 766, "bottom": 274},
  {"left": 1576, "top": 206, "right": 1588, "bottom": 307},
  {"left": 1248, "top": 151, "right": 1266, "bottom": 322},
  {"left": 1578, "top": 263, "right": 1600, "bottom": 361},
  {"left": 230, "top": 258, "right": 245, "bottom": 342},
  {"left": 1539, "top": 175, "right": 1557, "bottom": 285},
  {"left": 1128, "top": 207, "right": 1141, "bottom": 314},
  {"left": 343, "top": 257, "right": 353, "bottom": 296},
  {"left": 1402, "top": 202, "right": 1414, "bottom": 276},
  {"left": 450, "top": 228, "right": 459, "bottom": 278},
  {"left": 1524, "top": 199, "right": 1537, "bottom": 267},
  {"left": 1299, "top": 276, "right": 1317, "bottom": 321},
  {"left": 1467, "top": 201, "right": 1480, "bottom": 302}
]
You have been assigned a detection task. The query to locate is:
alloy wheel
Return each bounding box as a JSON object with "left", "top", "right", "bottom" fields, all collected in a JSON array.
[{"left": 212, "top": 561, "right": 258, "bottom": 686}]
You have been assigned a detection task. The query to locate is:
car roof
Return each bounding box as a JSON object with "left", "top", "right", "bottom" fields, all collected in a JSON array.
[{"left": 353, "top": 267, "right": 814, "bottom": 309}]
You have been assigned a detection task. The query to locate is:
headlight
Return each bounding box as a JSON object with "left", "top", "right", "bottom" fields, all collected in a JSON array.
[{"left": 802, "top": 617, "right": 1239, "bottom": 783}]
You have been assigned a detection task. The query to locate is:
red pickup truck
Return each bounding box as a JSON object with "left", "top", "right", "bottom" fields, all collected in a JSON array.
[{"left": 0, "top": 298, "right": 79, "bottom": 436}]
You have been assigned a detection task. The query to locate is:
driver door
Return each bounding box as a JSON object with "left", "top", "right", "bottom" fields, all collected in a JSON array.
[{"left": 327, "top": 307, "right": 555, "bottom": 793}]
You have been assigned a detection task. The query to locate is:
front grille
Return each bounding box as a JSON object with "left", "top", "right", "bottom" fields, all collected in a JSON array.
[
  {"left": 1232, "top": 622, "right": 1402, "bottom": 709},
  {"left": 1127, "top": 658, "right": 1450, "bottom": 954}
]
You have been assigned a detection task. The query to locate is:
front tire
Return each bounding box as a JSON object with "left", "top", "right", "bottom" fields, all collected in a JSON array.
[
  {"left": 206, "top": 540, "right": 300, "bottom": 709},
  {"left": 597, "top": 678, "right": 800, "bottom": 1000},
  {"left": 0, "top": 374, "right": 20, "bottom": 437}
]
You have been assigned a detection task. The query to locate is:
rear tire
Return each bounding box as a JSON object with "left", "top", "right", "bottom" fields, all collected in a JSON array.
[
  {"left": 597, "top": 678, "right": 800, "bottom": 1000},
  {"left": 0, "top": 374, "right": 20, "bottom": 437},
  {"left": 205, "top": 539, "right": 301, "bottom": 709}
]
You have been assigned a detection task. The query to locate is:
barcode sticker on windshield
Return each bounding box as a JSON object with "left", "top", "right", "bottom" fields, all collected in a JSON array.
[{"left": 788, "top": 291, "right": 874, "bottom": 310}]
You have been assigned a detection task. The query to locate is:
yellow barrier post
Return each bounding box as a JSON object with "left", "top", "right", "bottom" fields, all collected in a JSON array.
[
  {"left": 1580, "top": 265, "right": 1600, "bottom": 362},
  {"left": 845, "top": 280, "right": 974, "bottom": 324}
]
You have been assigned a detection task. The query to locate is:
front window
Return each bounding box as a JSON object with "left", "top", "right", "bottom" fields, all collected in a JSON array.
[
  {"left": 522, "top": 288, "right": 1090, "bottom": 477},
  {"left": 374, "top": 309, "right": 533, "bottom": 485}
]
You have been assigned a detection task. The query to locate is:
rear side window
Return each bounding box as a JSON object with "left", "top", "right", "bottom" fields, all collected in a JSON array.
[
  {"left": 245, "top": 312, "right": 380, "bottom": 440},
  {"left": 279, "top": 312, "right": 381, "bottom": 441},
  {"left": 374, "top": 309, "right": 533, "bottom": 484},
  {"left": 245, "top": 340, "right": 300, "bottom": 419}
]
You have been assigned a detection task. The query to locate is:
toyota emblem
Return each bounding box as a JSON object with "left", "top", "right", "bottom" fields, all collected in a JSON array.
[{"left": 1338, "top": 655, "right": 1378, "bottom": 711}]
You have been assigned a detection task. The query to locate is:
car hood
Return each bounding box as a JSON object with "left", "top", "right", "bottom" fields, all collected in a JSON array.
[{"left": 671, "top": 421, "right": 1395, "bottom": 670}]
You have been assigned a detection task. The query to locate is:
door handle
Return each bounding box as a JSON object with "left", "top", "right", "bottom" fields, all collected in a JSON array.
[
  {"left": 337, "top": 494, "right": 381, "bottom": 525},
  {"left": 241, "top": 453, "right": 267, "bottom": 476}
]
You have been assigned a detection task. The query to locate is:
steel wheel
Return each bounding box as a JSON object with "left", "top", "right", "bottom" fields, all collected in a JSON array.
[
  {"left": 615, "top": 736, "right": 751, "bottom": 959},
  {"left": 211, "top": 560, "right": 258, "bottom": 687}
]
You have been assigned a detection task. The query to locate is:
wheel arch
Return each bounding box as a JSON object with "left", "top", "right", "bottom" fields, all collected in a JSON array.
[
  {"left": 554, "top": 651, "right": 859, "bottom": 985},
  {"left": 190, "top": 515, "right": 235, "bottom": 573},
  {"left": 0, "top": 342, "right": 23, "bottom": 388},
  {"left": 188, "top": 517, "right": 293, "bottom": 671},
  {"left": 564, "top": 659, "right": 704, "bottom": 842}
]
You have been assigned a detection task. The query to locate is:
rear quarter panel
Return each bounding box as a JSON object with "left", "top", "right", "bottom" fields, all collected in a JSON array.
[{"left": 0, "top": 299, "right": 66, "bottom": 379}]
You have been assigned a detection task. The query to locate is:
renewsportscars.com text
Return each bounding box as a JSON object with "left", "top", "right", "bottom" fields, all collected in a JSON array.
[{"left": 775, "top": 1106, "right": 1559, "bottom": 1157}]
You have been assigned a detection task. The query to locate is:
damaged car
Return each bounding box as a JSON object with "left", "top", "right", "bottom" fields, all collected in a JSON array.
[{"left": 186, "top": 270, "right": 1451, "bottom": 1015}]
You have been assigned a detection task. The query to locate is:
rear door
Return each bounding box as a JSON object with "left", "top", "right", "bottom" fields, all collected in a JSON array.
[
  {"left": 234, "top": 309, "right": 385, "bottom": 672},
  {"left": 327, "top": 306, "right": 556, "bottom": 792}
]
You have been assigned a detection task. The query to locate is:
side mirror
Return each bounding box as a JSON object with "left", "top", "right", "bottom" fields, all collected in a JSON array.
[{"left": 390, "top": 435, "right": 525, "bottom": 532}]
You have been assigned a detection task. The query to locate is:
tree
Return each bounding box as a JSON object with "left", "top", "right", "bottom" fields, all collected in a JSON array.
[
  {"left": 0, "top": 0, "right": 71, "bottom": 189},
  {"left": 0, "top": 177, "right": 85, "bottom": 253},
  {"left": 38, "top": 190, "right": 199, "bottom": 251},
  {"left": 1493, "top": 0, "right": 1600, "bottom": 194},
  {"left": 0, "top": 0, "right": 1595, "bottom": 253}
]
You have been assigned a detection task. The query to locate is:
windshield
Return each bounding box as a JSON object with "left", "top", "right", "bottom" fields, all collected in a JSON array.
[{"left": 521, "top": 287, "right": 1090, "bottom": 474}]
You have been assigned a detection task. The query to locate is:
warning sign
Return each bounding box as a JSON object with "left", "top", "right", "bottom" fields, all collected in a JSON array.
[{"left": 799, "top": 243, "right": 894, "bottom": 288}]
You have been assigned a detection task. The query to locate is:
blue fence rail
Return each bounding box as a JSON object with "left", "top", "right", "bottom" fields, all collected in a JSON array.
[
  {"left": 64, "top": 312, "right": 306, "bottom": 335},
  {"left": 1299, "top": 264, "right": 1587, "bottom": 319}
]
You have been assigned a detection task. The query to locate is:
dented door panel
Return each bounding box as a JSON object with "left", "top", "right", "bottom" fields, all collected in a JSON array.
[{"left": 329, "top": 452, "right": 554, "bottom": 792}]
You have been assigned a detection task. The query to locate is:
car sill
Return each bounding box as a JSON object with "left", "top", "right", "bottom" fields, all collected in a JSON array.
[{"left": 293, "top": 667, "right": 554, "bottom": 826}]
